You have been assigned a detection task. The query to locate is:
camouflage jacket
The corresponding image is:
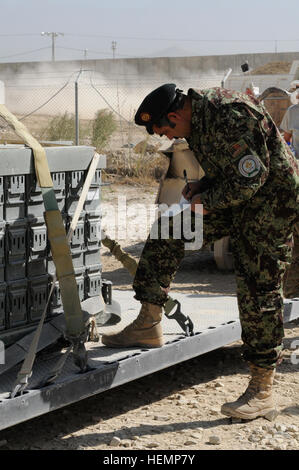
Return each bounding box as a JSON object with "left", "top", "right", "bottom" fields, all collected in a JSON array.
[{"left": 186, "top": 88, "right": 299, "bottom": 213}]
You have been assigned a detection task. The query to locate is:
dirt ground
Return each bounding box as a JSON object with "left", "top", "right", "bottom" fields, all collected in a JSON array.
[
  {"left": 250, "top": 61, "right": 292, "bottom": 75},
  {"left": 0, "top": 183, "right": 298, "bottom": 452}
]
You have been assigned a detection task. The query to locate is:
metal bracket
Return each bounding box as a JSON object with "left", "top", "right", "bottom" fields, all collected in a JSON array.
[
  {"left": 10, "top": 371, "right": 32, "bottom": 398},
  {"left": 52, "top": 172, "right": 65, "bottom": 192},
  {"left": 71, "top": 170, "right": 84, "bottom": 189},
  {"left": 30, "top": 225, "right": 47, "bottom": 255},
  {"left": 8, "top": 227, "right": 26, "bottom": 255},
  {"left": 38, "top": 328, "right": 91, "bottom": 389},
  {"left": 87, "top": 272, "right": 102, "bottom": 297},
  {"left": 66, "top": 322, "right": 91, "bottom": 373},
  {"left": 86, "top": 218, "right": 101, "bottom": 243},
  {"left": 164, "top": 298, "right": 194, "bottom": 336},
  {"left": 102, "top": 279, "right": 112, "bottom": 305},
  {"left": 37, "top": 345, "right": 73, "bottom": 388},
  {"left": 70, "top": 220, "right": 85, "bottom": 248},
  {"left": 9, "top": 175, "right": 25, "bottom": 195}
]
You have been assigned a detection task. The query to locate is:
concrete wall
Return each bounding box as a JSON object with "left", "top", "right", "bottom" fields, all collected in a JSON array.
[{"left": 0, "top": 50, "right": 299, "bottom": 80}]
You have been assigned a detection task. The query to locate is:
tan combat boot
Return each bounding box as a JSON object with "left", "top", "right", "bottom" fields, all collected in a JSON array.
[
  {"left": 221, "top": 364, "right": 276, "bottom": 420},
  {"left": 101, "top": 302, "right": 164, "bottom": 348}
]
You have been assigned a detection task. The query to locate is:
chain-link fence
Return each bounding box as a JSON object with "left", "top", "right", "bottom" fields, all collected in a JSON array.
[{"left": 0, "top": 70, "right": 224, "bottom": 148}]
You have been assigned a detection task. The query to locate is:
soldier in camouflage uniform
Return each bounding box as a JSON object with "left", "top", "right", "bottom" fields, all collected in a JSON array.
[{"left": 102, "top": 84, "right": 299, "bottom": 420}]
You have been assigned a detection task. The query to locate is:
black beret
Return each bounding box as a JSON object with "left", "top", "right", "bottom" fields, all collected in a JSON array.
[{"left": 134, "top": 83, "right": 177, "bottom": 134}]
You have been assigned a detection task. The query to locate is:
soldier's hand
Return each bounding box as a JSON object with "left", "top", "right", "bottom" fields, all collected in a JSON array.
[
  {"left": 190, "top": 194, "right": 209, "bottom": 215},
  {"left": 182, "top": 181, "right": 203, "bottom": 200}
]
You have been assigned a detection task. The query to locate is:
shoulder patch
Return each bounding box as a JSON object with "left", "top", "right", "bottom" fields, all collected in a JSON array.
[
  {"left": 230, "top": 139, "right": 248, "bottom": 159},
  {"left": 238, "top": 155, "right": 261, "bottom": 178}
]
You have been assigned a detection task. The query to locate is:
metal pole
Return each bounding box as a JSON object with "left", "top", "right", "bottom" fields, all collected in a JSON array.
[
  {"left": 52, "top": 33, "right": 55, "bottom": 62},
  {"left": 112, "top": 41, "right": 117, "bottom": 59},
  {"left": 221, "top": 68, "right": 232, "bottom": 88},
  {"left": 75, "top": 80, "right": 79, "bottom": 145},
  {"left": 75, "top": 70, "right": 83, "bottom": 146},
  {"left": 41, "top": 32, "right": 64, "bottom": 62}
]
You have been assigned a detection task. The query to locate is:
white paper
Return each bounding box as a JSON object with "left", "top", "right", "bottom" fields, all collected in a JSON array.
[{"left": 161, "top": 195, "right": 191, "bottom": 217}]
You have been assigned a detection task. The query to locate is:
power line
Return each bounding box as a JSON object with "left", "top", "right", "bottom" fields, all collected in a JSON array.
[
  {"left": 18, "top": 70, "right": 79, "bottom": 121},
  {"left": 0, "top": 32, "right": 299, "bottom": 42},
  {"left": 87, "top": 49, "right": 140, "bottom": 59},
  {"left": 64, "top": 33, "right": 299, "bottom": 43},
  {"left": 56, "top": 45, "right": 112, "bottom": 57},
  {"left": 0, "top": 44, "right": 139, "bottom": 61},
  {"left": 0, "top": 33, "right": 41, "bottom": 37},
  {"left": 89, "top": 74, "right": 130, "bottom": 123},
  {"left": 56, "top": 46, "right": 140, "bottom": 59},
  {"left": 0, "top": 47, "right": 50, "bottom": 61}
]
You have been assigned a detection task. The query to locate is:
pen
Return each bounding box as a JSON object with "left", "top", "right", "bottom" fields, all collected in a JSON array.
[{"left": 183, "top": 169, "right": 190, "bottom": 194}]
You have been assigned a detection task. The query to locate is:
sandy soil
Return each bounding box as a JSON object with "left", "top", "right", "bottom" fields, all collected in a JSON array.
[
  {"left": 250, "top": 62, "right": 292, "bottom": 75},
  {"left": 0, "top": 183, "right": 298, "bottom": 452}
]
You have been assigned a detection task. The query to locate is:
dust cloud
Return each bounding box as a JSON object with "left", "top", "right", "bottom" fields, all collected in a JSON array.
[{"left": 1, "top": 61, "right": 225, "bottom": 121}]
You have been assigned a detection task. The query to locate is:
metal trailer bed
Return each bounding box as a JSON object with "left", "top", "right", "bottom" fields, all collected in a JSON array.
[{"left": 0, "top": 291, "right": 298, "bottom": 431}]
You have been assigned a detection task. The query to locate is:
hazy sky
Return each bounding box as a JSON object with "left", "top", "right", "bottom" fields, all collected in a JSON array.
[{"left": 1, "top": 0, "right": 299, "bottom": 62}]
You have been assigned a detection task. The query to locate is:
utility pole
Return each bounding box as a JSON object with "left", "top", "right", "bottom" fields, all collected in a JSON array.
[
  {"left": 74, "top": 69, "right": 91, "bottom": 145},
  {"left": 75, "top": 69, "right": 82, "bottom": 146},
  {"left": 41, "top": 32, "right": 64, "bottom": 61},
  {"left": 84, "top": 49, "right": 88, "bottom": 60},
  {"left": 111, "top": 41, "right": 117, "bottom": 59}
]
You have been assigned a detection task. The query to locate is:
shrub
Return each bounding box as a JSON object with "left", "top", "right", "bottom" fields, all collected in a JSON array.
[
  {"left": 92, "top": 109, "right": 117, "bottom": 151},
  {"left": 44, "top": 112, "right": 75, "bottom": 142},
  {"left": 42, "top": 112, "right": 91, "bottom": 144}
]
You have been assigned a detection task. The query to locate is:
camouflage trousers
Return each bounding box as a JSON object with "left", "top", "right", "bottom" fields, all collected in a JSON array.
[
  {"left": 133, "top": 201, "right": 298, "bottom": 369},
  {"left": 283, "top": 222, "right": 299, "bottom": 298}
]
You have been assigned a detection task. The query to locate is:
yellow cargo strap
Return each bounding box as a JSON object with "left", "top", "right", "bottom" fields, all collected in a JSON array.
[
  {"left": 0, "top": 104, "right": 88, "bottom": 377},
  {"left": 101, "top": 232, "right": 194, "bottom": 336},
  {"left": 9, "top": 153, "right": 101, "bottom": 397},
  {"left": 0, "top": 104, "right": 53, "bottom": 188}
]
